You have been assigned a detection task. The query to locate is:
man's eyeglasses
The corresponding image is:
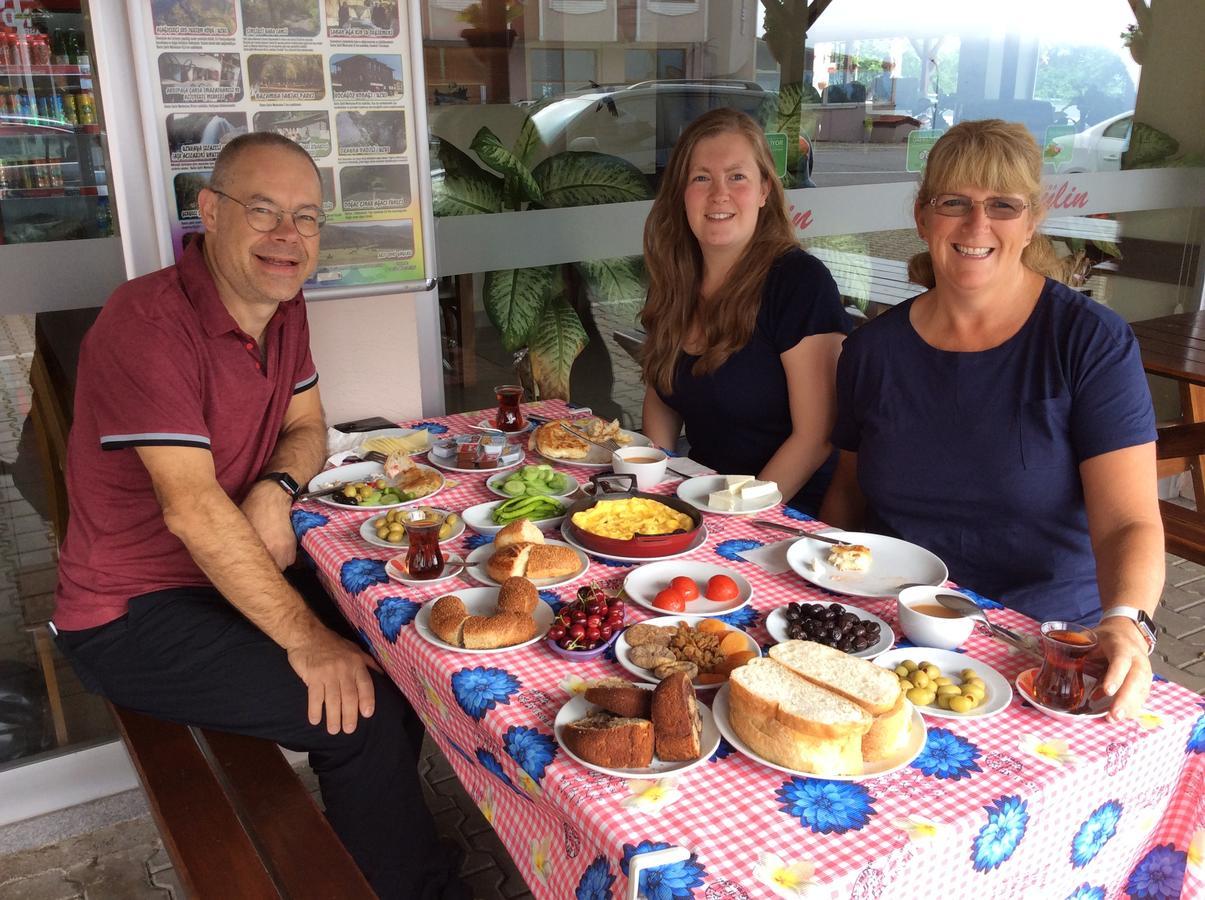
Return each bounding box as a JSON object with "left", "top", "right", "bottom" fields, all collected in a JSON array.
[
  {"left": 928, "top": 194, "right": 1029, "bottom": 220},
  {"left": 210, "top": 189, "right": 326, "bottom": 236}
]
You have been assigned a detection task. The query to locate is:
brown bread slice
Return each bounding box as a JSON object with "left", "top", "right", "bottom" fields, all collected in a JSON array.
[
  {"left": 585, "top": 682, "right": 652, "bottom": 719},
  {"left": 651, "top": 672, "right": 702, "bottom": 762},
  {"left": 562, "top": 713, "right": 654, "bottom": 768}
]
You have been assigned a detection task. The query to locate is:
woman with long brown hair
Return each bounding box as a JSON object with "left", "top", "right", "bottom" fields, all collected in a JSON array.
[{"left": 640, "top": 108, "right": 851, "bottom": 513}]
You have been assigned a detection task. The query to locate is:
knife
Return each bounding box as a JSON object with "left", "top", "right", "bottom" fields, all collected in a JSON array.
[
  {"left": 752, "top": 519, "right": 852, "bottom": 547},
  {"left": 297, "top": 481, "right": 353, "bottom": 502}
]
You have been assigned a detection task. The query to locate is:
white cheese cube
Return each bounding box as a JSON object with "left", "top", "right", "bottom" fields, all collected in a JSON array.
[
  {"left": 724, "top": 474, "right": 755, "bottom": 492},
  {"left": 739, "top": 479, "right": 778, "bottom": 501},
  {"left": 708, "top": 489, "right": 738, "bottom": 510}
]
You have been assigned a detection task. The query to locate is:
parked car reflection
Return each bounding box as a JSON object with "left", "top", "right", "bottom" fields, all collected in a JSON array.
[{"left": 1049, "top": 111, "right": 1133, "bottom": 173}]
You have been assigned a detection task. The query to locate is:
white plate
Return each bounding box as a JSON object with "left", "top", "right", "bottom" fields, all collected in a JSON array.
[
  {"left": 460, "top": 498, "right": 568, "bottom": 537},
  {"left": 1015, "top": 667, "right": 1109, "bottom": 719},
  {"left": 464, "top": 540, "right": 590, "bottom": 588},
  {"left": 711, "top": 683, "right": 928, "bottom": 780},
  {"left": 485, "top": 469, "right": 580, "bottom": 500},
  {"left": 385, "top": 553, "right": 466, "bottom": 585},
  {"left": 307, "top": 461, "right": 446, "bottom": 511},
  {"left": 472, "top": 417, "right": 537, "bottom": 435},
  {"left": 676, "top": 475, "right": 783, "bottom": 516},
  {"left": 358, "top": 508, "right": 465, "bottom": 550},
  {"left": 765, "top": 604, "right": 895, "bottom": 659},
  {"left": 873, "top": 647, "right": 1013, "bottom": 720},
  {"left": 559, "top": 519, "right": 710, "bottom": 564},
  {"left": 615, "top": 615, "right": 760, "bottom": 690},
  {"left": 533, "top": 425, "right": 654, "bottom": 467},
  {"left": 426, "top": 438, "right": 526, "bottom": 474},
  {"left": 786, "top": 531, "right": 948, "bottom": 599},
  {"left": 623, "top": 561, "right": 752, "bottom": 617},
  {"left": 354, "top": 427, "right": 430, "bottom": 456},
  {"left": 554, "top": 687, "right": 721, "bottom": 779},
  {"left": 413, "top": 587, "right": 554, "bottom": 654}
]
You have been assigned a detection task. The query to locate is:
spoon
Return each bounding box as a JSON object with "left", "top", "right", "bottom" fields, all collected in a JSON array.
[{"left": 936, "top": 592, "right": 1042, "bottom": 658}]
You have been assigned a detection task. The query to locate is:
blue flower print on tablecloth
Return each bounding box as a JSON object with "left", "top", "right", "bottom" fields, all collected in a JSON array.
[
  {"left": 893, "top": 637, "right": 965, "bottom": 654},
  {"left": 1187, "top": 704, "right": 1205, "bottom": 753},
  {"left": 715, "top": 539, "right": 763, "bottom": 561},
  {"left": 374, "top": 596, "right": 420, "bottom": 643},
  {"left": 912, "top": 727, "right": 982, "bottom": 780},
  {"left": 1064, "top": 885, "right": 1105, "bottom": 900},
  {"left": 340, "top": 558, "right": 388, "bottom": 595},
  {"left": 709, "top": 738, "right": 735, "bottom": 762},
  {"left": 717, "top": 606, "right": 759, "bottom": 630},
  {"left": 972, "top": 795, "right": 1029, "bottom": 872},
  {"left": 409, "top": 421, "right": 449, "bottom": 434},
  {"left": 576, "top": 855, "right": 616, "bottom": 900},
  {"left": 451, "top": 666, "right": 520, "bottom": 720},
  {"left": 781, "top": 507, "right": 814, "bottom": 522},
  {"left": 1126, "top": 843, "right": 1187, "bottom": 900},
  {"left": 593, "top": 555, "right": 629, "bottom": 568},
  {"left": 465, "top": 533, "right": 494, "bottom": 551},
  {"left": 1070, "top": 800, "right": 1122, "bottom": 867},
  {"left": 290, "top": 508, "right": 328, "bottom": 539},
  {"left": 777, "top": 778, "right": 875, "bottom": 834},
  {"left": 538, "top": 590, "right": 563, "bottom": 614},
  {"left": 476, "top": 748, "right": 527, "bottom": 799},
  {"left": 503, "top": 726, "right": 557, "bottom": 783},
  {"left": 621, "top": 840, "right": 706, "bottom": 900}
]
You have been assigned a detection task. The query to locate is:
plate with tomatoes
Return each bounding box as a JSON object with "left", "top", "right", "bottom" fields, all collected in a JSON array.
[{"left": 622, "top": 561, "right": 752, "bottom": 617}]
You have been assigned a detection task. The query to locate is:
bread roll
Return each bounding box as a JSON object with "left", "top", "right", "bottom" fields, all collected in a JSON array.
[
  {"left": 585, "top": 682, "right": 652, "bottom": 719},
  {"left": 461, "top": 612, "right": 538, "bottom": 650},
  {"left": 495, "top": 519, "right": 545, "bottom": 549},
  {"left": 524, "top": 544, "right": 581, "bottom": 579},
  {"left": 652, "top": 672, "right": 702, "bottom": 762},
  {"left": 486, "top": 543, "right": 532, "bottom": 582},
  {"left": 768, "top": 641, "right": 900, "bottom": 716},
  {"left": 562, "top": 713, "right": 654, "bottom": 768},
  {"left": 429, "top": 595, "right": 469, "bottom": 646},
  {"left": 496, "top": 576, "right": 539, "bottom": 615}
]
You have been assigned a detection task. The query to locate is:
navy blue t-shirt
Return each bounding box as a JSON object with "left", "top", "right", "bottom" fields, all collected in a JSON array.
[
  {"left": 658, "top": 248, "right": 851, "bottom": 514},
  {"left": 832, "top": 278, "right": 1156, "bottom": 624}
]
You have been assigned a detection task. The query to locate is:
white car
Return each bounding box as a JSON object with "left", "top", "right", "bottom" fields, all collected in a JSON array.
[{"left": 1050, "top": 111, "right": 1133, "bottom": 173}]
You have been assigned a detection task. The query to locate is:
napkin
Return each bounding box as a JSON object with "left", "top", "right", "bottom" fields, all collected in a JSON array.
[
  {"left": 735, "top": 538, "right": 797, "bottom": 574},
  {"left": 324, "top": 426, "right": 429, "bottom": 467},
  {"left": 660, "top": 456, "right": 715, "bottom": 482}
]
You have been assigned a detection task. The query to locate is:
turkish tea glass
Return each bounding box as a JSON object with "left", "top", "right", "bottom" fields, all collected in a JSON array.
[{"left": 1033, "top": 620, "right": 1098, "bottom": 712}]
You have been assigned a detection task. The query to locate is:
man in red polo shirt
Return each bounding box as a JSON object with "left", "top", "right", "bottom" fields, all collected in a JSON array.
[{"left": 52, "top": 133, "right": 466, "bottom": 900}]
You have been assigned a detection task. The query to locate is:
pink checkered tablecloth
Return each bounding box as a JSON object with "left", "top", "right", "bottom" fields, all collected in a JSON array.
[{"left": 298, "top": 401, "right": 1205, "bottom": 900}]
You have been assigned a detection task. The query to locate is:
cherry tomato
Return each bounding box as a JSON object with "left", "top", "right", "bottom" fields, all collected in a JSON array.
[
  {"left": 705, "top": 574, "right": 740, "bottom": 602},
  {"left": 670, "top": 576, "right": 700, "bottom": 602},
  {"left": 653, "top": 588, "right": 686, "bottom": 612}
]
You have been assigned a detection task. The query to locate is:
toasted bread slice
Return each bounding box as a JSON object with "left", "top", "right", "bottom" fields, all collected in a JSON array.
[
  {"left": 768, "top": 640, "right": 901, "bottom": 716},
  {"left": 562, "top": 713, "right": 654, "bottom": 768},
  {"left": 652, "top": 672, "right": 702, "bottom": 762}
]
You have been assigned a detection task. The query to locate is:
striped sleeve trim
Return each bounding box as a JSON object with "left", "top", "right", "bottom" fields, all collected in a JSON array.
[
  {"left": 294, "top": 371, "right": 319, "bottom": 394},
  {"left": 100, "top": 433, "right": 211, "bottom": 451}
]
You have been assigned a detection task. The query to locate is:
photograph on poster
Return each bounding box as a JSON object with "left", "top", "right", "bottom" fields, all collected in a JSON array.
[
  {"left": 317, "top": 167, "right": 337, "bottom": 211},
  {"left": 152, "top": 0, "right": 237, "bottom": 35},
  {"left": 158, "top": 53, "right": 243, "bottom": 104},
  {"left": 167, "top": 112, "right": 249, "bottom": 163},
  {"left": 335, "top": 111, "right": 405, "bottom": 154},
  {"left": 325, "top": 0, "right": 400, "bottom": 37},
  {"left": 253, "top": 110, "right": 333, "bottom": 157},
  {"left": 339, "top": 164, "right": 410, "bottom": 211},
  {"left": 174, "top": 171, "right": 213, "bottom": 221},
  {"left": 330, "top": 54, "right": 403, "bottom": 101},
  {"left": 316, "top": 219, "right": 415, "bottom": 276},
  {"left": 248, "top": 53, "right": 326, "bottom": 101},
  {"left": 241, "top": 0, "right": 321, "bottom": 37}
]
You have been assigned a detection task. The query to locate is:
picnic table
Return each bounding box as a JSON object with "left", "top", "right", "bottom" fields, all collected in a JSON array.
[{"left": 297, "top": 400, "right": 1204, "bottom": 899}]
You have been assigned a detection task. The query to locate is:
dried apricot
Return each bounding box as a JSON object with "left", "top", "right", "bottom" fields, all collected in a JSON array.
[
  {"left": 717, "top": 632, "right": 749, "bottom": 655},
  {"left": 713, "top": 650, "right": 757, "bottom": 675},
  {"left": 696, "top": 672, "right": 727, "bottom": 685},
  {"left": 696, "top": 619, "right": 729, "bottom": 635}
]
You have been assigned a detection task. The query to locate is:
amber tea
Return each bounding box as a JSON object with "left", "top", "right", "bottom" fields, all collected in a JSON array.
[{"left": 1034, "top": 621, "right": 1097, "bottom": 711}]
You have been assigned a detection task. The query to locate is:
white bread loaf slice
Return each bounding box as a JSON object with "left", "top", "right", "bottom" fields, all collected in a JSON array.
[
  {"left": 861, "top": 692, "right": 912, "bottom": 762},
  {"left": 730, "top": 708, "right": 864, "bottom": 776},
  {"left": 769, "top": 640, "right": 901, "bottom": 716},
  {"left": 728, "top": 657, "right": 872, "bottom": 742}
]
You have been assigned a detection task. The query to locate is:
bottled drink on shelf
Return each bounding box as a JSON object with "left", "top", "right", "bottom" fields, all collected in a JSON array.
[
  {"left": 64, "top": 30, "right": 79, "bottom": 66},
  {"left": 29, "top": 34, "right": 50, "bottom": 67},
  {"left": 51, "top": 30, "right": 69, "bottom": 66},
  {"left": 76, "top": 91, "right": 96, "bottom": 125},
  {"left": 60, "top": 91, "right": 77, "bottom": 125}
]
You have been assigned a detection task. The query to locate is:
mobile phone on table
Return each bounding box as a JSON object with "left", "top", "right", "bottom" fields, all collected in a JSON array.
[{"left": 331, "top": 416, "right": 400, "bottom": 433}]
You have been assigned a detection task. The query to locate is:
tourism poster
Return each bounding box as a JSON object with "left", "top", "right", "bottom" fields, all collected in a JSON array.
[{"left": 136, "top": 0, "right": 433, "bottom": 293}]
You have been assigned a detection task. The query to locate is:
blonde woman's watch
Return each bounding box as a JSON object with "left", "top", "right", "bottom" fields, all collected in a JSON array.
[{"left": 1099, "top": 607, "right": 1156, "bottom": 655}]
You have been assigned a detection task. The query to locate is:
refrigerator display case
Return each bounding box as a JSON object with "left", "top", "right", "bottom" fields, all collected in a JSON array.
[{"left": 0, "top": 3, "right": 116, "bottom": 245}]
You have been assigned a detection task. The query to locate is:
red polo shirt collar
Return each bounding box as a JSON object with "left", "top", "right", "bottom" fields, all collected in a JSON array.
[{"left": 177, "top": 234, "right": 301, "bottom": 340}]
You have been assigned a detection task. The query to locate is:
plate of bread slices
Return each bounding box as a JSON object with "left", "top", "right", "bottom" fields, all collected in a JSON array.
[
  {"left": 416, "top": 578, "right": 553, "bottom": 653},
  {"left": 529, "top": 417, "right": 652, "bottom": 466},
  {"left": 465, "top": 519, "right": 589, "bottom": 588},
  {"left": 556, "top": 674, "right": 720, "bottom": 778},
  {"left": 785, "top": 531, "right": 948, "bottom": 599},
  {"left": 712, "top": 640, "right": 927, "bottom": 780}
]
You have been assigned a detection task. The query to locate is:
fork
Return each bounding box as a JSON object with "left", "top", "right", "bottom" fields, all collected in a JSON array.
[{"left": 752, "top": 519, "right": 852, "bottom": 548}]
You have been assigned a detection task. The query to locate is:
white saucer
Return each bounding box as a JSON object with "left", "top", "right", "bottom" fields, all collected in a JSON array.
[
  {"left": 385, "top": 554, "right": 466, "bottom": 585},
  {"left": 676, "top": 475, "right": 782, "bottom": 516},
  {"left": 358, "top": 509, "right": 464, "bottom": 550},
  {"left": 1015, "top": 667, "right": 1109, "bottom": 719}
]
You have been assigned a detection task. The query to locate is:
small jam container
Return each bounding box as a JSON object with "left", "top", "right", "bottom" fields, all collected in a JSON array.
[{"left": 479, "top": 435, "right": 507, "bottom": 459}]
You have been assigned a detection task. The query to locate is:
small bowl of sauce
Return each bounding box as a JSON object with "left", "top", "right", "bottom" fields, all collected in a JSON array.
[{"left": 897, "top": 586, "right": 975, "bottom": 650}]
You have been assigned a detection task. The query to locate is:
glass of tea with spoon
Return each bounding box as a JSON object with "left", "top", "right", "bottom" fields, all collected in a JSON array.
[
  {"left": 402, "top": 509, "right": 446, "bottom": 580},
  {"left": 1034, "top": 621, "right": 1098, "bottom": 712}
]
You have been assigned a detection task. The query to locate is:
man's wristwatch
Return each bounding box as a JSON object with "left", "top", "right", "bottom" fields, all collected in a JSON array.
[
  {"left": 1099, "top": 606, "right": 1157, "bottom": 655},
  {"left": 260, "top": 471, "right": 300, "bottom": 499}
]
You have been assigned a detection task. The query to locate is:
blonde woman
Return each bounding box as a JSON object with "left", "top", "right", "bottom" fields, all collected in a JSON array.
[
  {"left": 820, "top": 120, "right": 1162, "bottom": 719},
  {"left": 640, "top": 108, "right": 851, "bottom": 514}
]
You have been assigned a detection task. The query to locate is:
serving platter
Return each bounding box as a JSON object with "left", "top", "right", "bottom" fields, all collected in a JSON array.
[
  {"left": 358, "top": 508, "right": 464, "bottom": 550},
  {"left": 614, "top": 615, "right": 760, "bottom": 691},
  {"left": 412, "top": 587, "right": 554, "bottom": 655},
  {"left": 426, "top": 437, "right": 525, "bottom": 473},
  {"left": 306, "top": 461, "right": 445, "bottom": 511},
  {"left": 559, "top": 519, "right": 709, "bottom": 564},
  {"left": 872, "top": 647, "right": 1013, "bottom": 720},
  {"left": 485, "top": 469, "right": 580, "bottom": 500},
  {"left": 554, "top": 688, "right": 720, "bottom": 779},
  {"left": 676, "top": 475, "right": 783, "bottom": 516},
  {"left": 464, "top": 540, "right": 589, "bottom": 589},
  {"left": 785, "top": 530, "right": 947, "bottom": 599},
  {"left": 764, "top": 604, "right": 894, "bottom": 659},
  {"left": 622, "top": 561, "right": 753, "bottom": 617},
  {"left": 711, "top": 683, "right": 927, "bottom": 781},
  {"left": 460, "top": 498, "right": 568, "bottom": 537}
]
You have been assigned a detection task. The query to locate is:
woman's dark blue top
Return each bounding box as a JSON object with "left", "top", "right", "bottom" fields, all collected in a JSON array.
[
  {"left": 832, "top": 278, "right": 1156, "bottom": 624},
  {"left": 657, "top": 248, "right": 851, "bottom": 514}
]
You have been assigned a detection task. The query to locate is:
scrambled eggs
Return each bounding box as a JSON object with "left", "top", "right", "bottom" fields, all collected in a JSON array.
[{"left": 571, "top": 498, "right": 693, "bottom": 540}]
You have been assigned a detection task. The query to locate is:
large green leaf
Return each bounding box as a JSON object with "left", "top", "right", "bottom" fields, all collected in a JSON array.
[
  {"left": 529, "top": 294, "right": 588, "bottom": 400},
  {"left": 574, "top": 256, "right": 646, "bottom": 304},
  {"left": 470, "top": 127, "right": 543, "bottom": 204},
  {"left": 512, "top": 115, "right": 543, "bottom": 168},
  {"left": 483, "top": 266, "right": 555, "bottom": 352},
  {"left": 433, "top": 172, "right": 504, "bottom": 216},
  {"left": 434, "top": 135, "right": 486, "bottom": 180},
  {"left": 532, "top": 152, "right": 652, "bottom": 208}
]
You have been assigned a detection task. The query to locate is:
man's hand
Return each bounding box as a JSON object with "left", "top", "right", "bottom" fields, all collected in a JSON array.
[
  {"left": 1093, "top": 617, "right": 1153, "bottom": 721},
  {"left": 241, "top": 481, "right": 298, "bottom": 570},
  {"left": 287, "top": 627, "right": 383, "bottom": 735}
]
